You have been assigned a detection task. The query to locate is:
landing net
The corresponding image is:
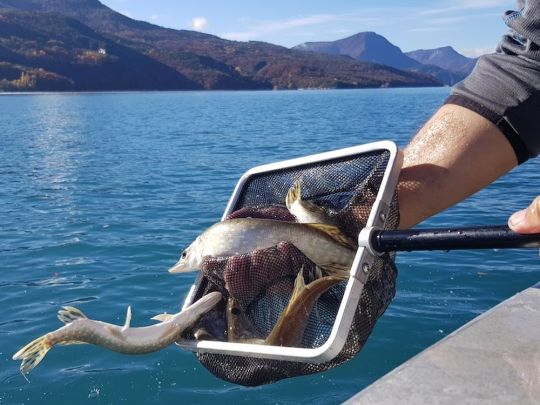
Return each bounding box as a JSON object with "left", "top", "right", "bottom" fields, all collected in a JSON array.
[{"left": 181, "top": 149, "right": 399, "bottom": 386}]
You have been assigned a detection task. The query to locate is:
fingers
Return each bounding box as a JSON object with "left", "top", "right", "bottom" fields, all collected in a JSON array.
[{"left": 508, "top": 196, "right": 540, "bottom": 234}]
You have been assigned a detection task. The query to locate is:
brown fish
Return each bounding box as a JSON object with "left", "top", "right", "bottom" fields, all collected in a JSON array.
[
  {"left": 227, "top": 271, "right": 343, "bottom": 347},
  {"left": 265, "top": 271, "right": 342, "bottom": 347}
]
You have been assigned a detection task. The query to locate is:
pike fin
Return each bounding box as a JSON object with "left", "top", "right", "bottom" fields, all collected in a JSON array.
[
  {"left": 122, "top": 306, "right": 132, "bottom": 331},
  {"left": 151, "top": 313, "right": 174, "bottom": 322},
  {"left": 305, "top": 223, "right": 356, "bottom": 249},
  {"left": 57, "top": 306, "right": 88, "bottom": 324},
  {"left": 13, "top": 335, "right": 52, "bottom": 374},
  {"left": 290, "top": 270, "right": 306, "bottom": 302},
  {"left": 285, "top": 182, "right": 302, "bottom": 211},
  {"left": 286, "top": 182, "right": 329, "bottom": 222},
  {"left": 320, "top": 263, "right": 350, "bottom": 280}
]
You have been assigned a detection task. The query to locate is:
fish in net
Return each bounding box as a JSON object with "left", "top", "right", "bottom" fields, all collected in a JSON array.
[{"left": 179, "top": 150, "right": 399, "bottom": 386}]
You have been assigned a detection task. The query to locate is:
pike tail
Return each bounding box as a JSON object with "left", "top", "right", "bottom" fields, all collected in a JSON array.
[
  {"left": 13, "top": 306, "right": 88, "bottom": 374},
  {"left": 285, "top": 181, "right": 302, "bottom": 211},
  {"left": 13, "top": 335, "right": 52, "bottom": 374}
]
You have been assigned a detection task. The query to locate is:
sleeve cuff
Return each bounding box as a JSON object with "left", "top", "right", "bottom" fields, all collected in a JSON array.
[{"left": 444, "top": 94, "right": 530, "bottom": 164}]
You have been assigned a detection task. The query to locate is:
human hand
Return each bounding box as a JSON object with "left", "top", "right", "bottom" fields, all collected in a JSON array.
[{"left": 508, "top": 196, "right": 540, "bottom": 234}]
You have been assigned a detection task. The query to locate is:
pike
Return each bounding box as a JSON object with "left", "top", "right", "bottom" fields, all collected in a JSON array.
[
  {"left": 13, "top": 292, "right": 222, "bottom": 374},
  {"left": 227, "top": 271, "right": 343, "bottom": 347},
  {"left": 169, "top": 218, "right": 357, "bottom": 278}
]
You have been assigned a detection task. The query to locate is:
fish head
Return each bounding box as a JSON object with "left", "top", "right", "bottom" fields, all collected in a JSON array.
[
  {"left": 168, "top": 238, "right": 202, "bottom": 273},
  {"left": 226, "top": 296, "right": 263, "bottom": 342}
]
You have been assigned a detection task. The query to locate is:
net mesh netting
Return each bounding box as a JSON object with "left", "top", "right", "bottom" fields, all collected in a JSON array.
[{"left": 181, "top": 149, "right": 399, "bottom": 386}]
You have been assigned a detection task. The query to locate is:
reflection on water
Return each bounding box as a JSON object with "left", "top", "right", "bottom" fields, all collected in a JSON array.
[{"left": 26, "top": 95, "right": 89, "bottom": 215}]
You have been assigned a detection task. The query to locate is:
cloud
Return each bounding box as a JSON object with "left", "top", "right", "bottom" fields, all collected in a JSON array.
[
  {"left": 420, "top": 0, "right": 514, "bottom": 16},
  {"left": 221, "top": 13, "right": 379, "bottom": 42},
  {"left": 149, "top": 14, "right": 159, "bottom": 22},
  {"left": 222, "top": 14, "right": 337, "bottom": 41},
  {"left": 191, "top": 17, "right": 208, "bottom": 31},
  {"left": 217, "top": 4, "right": 510, "bottom": 47}
]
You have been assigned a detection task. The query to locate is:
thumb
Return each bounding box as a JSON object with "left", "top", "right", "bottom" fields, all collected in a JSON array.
[{"left": 508, "top": 196, "right": 540, "bottom": 234}]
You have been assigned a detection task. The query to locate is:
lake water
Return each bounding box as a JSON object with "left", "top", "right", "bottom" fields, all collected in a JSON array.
[{"left": 1, "top": 88, "right": 538, "bottom": 404}]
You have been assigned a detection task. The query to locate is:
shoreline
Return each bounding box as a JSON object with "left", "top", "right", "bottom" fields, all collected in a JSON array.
[{"left": 0, "top": 85, "right": 447, "bottom": 96}]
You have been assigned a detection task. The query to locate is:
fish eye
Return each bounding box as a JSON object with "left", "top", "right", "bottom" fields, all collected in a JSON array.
[{"left": 181, "top": 251, "right": 187, "bottom": 259}]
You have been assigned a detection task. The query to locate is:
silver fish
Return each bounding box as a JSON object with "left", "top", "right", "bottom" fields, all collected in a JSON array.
[
  {"left": 13, "top": 292, "right": 222, "bottom": 374},
  {"left": 285, "top": 182, "right": 337, "bottom": 225},
  {"left": 168, "top": 218, "right": 356, "bottom": 277},
  {"left": 154, "top": 301, "right": 226, "bottom": 342}
]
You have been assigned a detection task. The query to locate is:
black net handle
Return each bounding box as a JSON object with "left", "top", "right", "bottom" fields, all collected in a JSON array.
[{"left": 371, "top": 225, "right": 540, "bottom": 252}]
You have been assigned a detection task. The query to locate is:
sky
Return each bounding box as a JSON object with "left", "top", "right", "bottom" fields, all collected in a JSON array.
[{"left": 99, "top": 0, "right": 517, "bottom": 57}]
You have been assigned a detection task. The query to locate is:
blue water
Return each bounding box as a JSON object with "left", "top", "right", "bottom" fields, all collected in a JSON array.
[{"left": 1, "top": 88, "right": 538, "bottom": 404}]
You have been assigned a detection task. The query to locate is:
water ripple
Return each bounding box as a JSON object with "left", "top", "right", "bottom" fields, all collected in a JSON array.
[
  {"left": 1, "top": 89, "right": 538, "bottom": 404},
  {"left": 63, "top": 296, "right": 98, "bottom": 305}
]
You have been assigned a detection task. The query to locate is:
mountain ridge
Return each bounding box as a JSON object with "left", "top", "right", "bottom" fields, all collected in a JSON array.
[
  {"left": 0, "top": 0, "right": 443, "bottom": 91},
  {"left": 0, "top": 9, "right": 198, "bottom": 91},
  {"left": 405, "top": 46, "right": 477, "bottom": 75},
  {"left": 295, "top": 32, "right": 422, "bottom": 70},
  {"left": 294, "top": 33, "right": 477, "bottom": 85}
]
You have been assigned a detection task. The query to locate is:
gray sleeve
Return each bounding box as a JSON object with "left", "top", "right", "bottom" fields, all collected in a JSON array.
[{"left": 444, "top": 0, "right": 540, "bottom": 164}]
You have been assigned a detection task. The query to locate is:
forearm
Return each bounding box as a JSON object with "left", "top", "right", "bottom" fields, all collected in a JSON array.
[
  {"left": 397, "top": 104, "right": 518, "bottom": 229},
  {"left": 395, "top": 1, "right": 540, "bottom": 229}
]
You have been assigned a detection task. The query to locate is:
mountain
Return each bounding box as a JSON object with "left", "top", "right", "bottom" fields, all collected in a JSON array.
[
  {"left": 294, "top": 32, "right": 421, "bottom": 70},
  {"left": 294, "top": 33, "right": 476, "bottom": 85},
  {"left": 0, "top": 0, "right": 441, "bottom": 91},
  {"left": 405, "top": 46, "right": 477, "bottom": 76},
  {"left": 0, "top": 10, "right": 196, "bottom": 91}
]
